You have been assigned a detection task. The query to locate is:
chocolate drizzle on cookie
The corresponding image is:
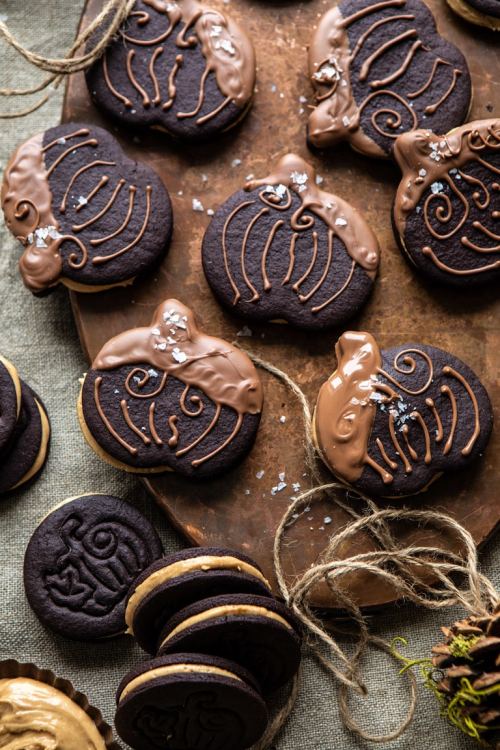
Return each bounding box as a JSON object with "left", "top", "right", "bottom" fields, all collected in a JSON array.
[
  {"left": 90, "top": 299, "right": 263, "bottom": 468},
  {"left": 308, "top": 0, "right": 470, "bottom": 157},
  {"left": 314, "top": 332, "right": 483, "bottom": 491},
  {"left": 98, "top": 0, "right": 255, "bottom": 127},
  {"left": 217, "top": 154, "right": 380, "bottom": 312},
  {"left": 393, "top": 119, "right": 500, "bottom": 278},
  {"left": 1, "top": 124, "right": 169, "bottom": 293}
]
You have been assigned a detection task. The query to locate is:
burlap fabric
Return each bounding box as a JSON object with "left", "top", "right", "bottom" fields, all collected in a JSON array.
[{"left": 0, "top": 1, "right": 498, "bottom": 747}]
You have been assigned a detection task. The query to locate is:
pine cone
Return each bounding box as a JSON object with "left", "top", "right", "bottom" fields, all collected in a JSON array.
[{"left": 430, "top": 605, "right": 500, "bottom": 747}]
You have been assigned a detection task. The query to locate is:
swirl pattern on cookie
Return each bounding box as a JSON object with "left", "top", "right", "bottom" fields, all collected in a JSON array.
[
  {"left": 86, "top": 0, "right": 255, "bottom": 140},
  {"left": 79, "top": 299, "right": 263, "bottom": 476},
  {"left": 313, "top": 331, "right": 493, "bottom": 497},
  {"left": 393, "top": 119, "right": 500, "bottom": 285},
  {"left": 1, "top": 123, "right": 172, "bottom": 294},
  {"left": 308, "top": 0, "right": 471, "bottom": 158},
  {"left": 202, "top": 154, "right": 380, "bottom": 329}
]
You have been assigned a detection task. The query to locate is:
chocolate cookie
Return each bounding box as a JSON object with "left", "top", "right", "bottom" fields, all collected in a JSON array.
[
  {"left": 313, "top": 332, "right": 494, "bottom": 498},
  {"left": 0, "top": 382, "right": 50, "bottom": 495},
  {"left": 115, "top": 653, "right": 268, "bottom": 750},
  {"left": 0, "top": 355, "right": 22, "bottom": 455},
  {"left": 202, "top": 154, "right": 380, "bottom": 329},
  {"left": 446, "top": 0, "right": 500, "bottom": 30},
  {"left": 1, "top": 123, "right": 172, "bottom": 294},
  {"left": 393, "top": 120, "right": 500, "bottom": 287},
  {"left": 79, "top": 299, "right": 263, "bottom": 477},
  {"left": 126, "top": 547, "right": 273, "bottom": 654},
  {"left": 86, "top": 0, "right": 256, "bottom": 141},
  {"left": 157, "top": 593, "right": 302, "bottom": 691},
  {"left": 24, "top": 494, "right": 163, "bottom": 640},
  {"left": 308, "top": 0, "right": 472, "bottom": 158}
]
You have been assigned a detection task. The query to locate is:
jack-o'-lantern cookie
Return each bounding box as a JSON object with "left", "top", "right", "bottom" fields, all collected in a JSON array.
[
  {"left": 313, "top": 332, "right": 493, "bottom": 498},
  {"left": 86, "top": 0, "right": 256, "bottom": 141},
  {"left": 1, "top": 123, "right": 172, "bottom": 295},
  {"left": 393, "top": 119, "right": 500, "bottom": 287},
  {"left": 446, "top": 0, "right": 500, "bottom": 31},
  {"left": 79, "top": 299, "right": 263, "bottom": 477},
  {"left": 24, "top": 494, "right": 163, "bottom": 640},
  {"left": 202, "top": 154, "right": 380, "bottom": 330},
  {"left": 308, "top": 0, "right": 472, "bottom": 158}
]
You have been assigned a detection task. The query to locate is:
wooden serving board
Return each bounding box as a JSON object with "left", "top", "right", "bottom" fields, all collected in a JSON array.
[{"left": 64, "top": 0, "right": 500, "bottom": 609}]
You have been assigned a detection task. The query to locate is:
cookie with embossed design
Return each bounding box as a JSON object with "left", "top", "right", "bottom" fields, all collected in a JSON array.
[
  {"left": 446, "top": 0, "right": 500, "bottom": 30},
  {"left": 307, "top": 0, "right": 472, "bottom": 158},
  {"left": 126, "top": 547, "right": 273, "bottom": 654},
  {"left": 392, "top": 120, "right": 500, "bottom": 287},
  {"left": 313, "top": 332, "right": 493, "bottom": 499},
  {"left": 115, "top": 653, "right": 268, "bottom": 750},
  {"left": 23, "top": 494, "right": 163, "bottom": 641},
  {"left": 0, "top": 382, "right": 50, "bottom": 495},
  {"left": 202, "top": 154, "right": 380, "bottom": 330},
  {"left": 0, "top": 355, "right": 22, "bottom": 455},
  {"left": 1, "top": 122, "right": 172, "bottom": 295},
  {"left": 157, "top": 593, "right": 302, "bottom": 691},
  {"left": 78, "top": 299, "right": 263, "bottom": 478},
  {"left": 85, "top": 0, "right": 256, "bottom": 141}
]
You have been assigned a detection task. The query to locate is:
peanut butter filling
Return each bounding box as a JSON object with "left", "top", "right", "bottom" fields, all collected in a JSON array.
[
  {"left": 0, "top": 678, "right": 107, "bottom": 750},
  {"left": 118, "top": 663, "right": 242, "bottom": 703},
  {"left": 125, "top": 555, "right": 271, "bottom": 632},
  {"left": 159, "top": 604, "right": 293, "bottom": 650}
]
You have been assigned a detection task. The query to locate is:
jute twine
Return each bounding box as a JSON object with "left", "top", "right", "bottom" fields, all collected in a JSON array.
[
  {"left": 241, "top": 349, "right": 500, "bottom": 748},
  {"left": 0, "top": 0, "right": 135, "bottom": 118}
]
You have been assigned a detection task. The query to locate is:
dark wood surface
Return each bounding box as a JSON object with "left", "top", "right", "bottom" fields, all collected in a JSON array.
[{"left": 64, "top": 0, "right": 500, "bottom": 609}]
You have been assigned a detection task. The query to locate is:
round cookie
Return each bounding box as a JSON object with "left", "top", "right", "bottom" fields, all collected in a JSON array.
[
  {"left": 313, "top": 331, "right": 494, "bottom": 499},
  {"left": 392, "top": 119, "right": 500, "bottom": 287},
  {"left": 446, "top": 0, "right": 500, "bottom": 30},
  {"left": 126, "top": 547, "right": 273, "bottom": 654},
  {"left": 24, "top": 494, "right": 164, "bottom": 640},
  {"left": 86, "top": 0, "right": 256, "bottom": 141},
  {"left": 0, "top": 355, "right": 21, "bottom": 454},
  {"left": 0, "top": 381, "right": 50, "bottom": 495},
  {"left": 307, "top": 0, "right": 472, "bottom": 158},
  {"left": 202, "top": 154, "right": 380, "bottom": 330},
  {"left": 1, "top": 122, "right": 172, "bottom": 294},
  {"left": 115, "top": 653, "right": 268, "bottom": 750},
  {"left": 78, "top": 298, "right": 263, "bottom": 478},
  {"left": 157, "top": 593, "right": 302, "bottom": 691}
]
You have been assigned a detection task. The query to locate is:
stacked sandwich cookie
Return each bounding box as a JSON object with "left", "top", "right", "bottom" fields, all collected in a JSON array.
[
  {"left": 0, "top": 355, "right": 50, "bottom": 495},
  {"left": 117, "top": 547, "right": 302, "bottom": 750}
]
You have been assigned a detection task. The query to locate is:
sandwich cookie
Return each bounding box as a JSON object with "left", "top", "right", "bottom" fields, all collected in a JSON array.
[
  {"left": 1, "top": 122, "right": 172, "bottom": 294},
  {"left": 446, "top": 0, "right": 500, "bottom": 30},
  {"left": 202, "top": 153, "right": 380, "bottom": 330},
  {"left": 0, "top": 381, "right": 50, "bottom": 495},
  {"left": 24, "top": 494, "right": 163, "bottom": 640},
  {"left": 313, "top": 331, "right": 494, "bottom": 498},
  {"left": 86, "top": 0, "right": 256, "bottom": 141},
  {"left": 126, "top": 547, "right": 273, "bottom": 654},
  {"left": 392, "top": 119, "right": 500, "bottom": 287},
  {"left": 115, "top": 653, "right": 268, "bottom": 750},
  {"left": 157, "top": 593, "right": 302, "bottom": 691},
  {"left": 78, "top": 299, "right": 264, "bottom": 477},
  {"left": 308, "top": 0, "right": 472, "bottom": 158},
  {"left": 0, "top": 355, "right": 22, "bottom": 454}
]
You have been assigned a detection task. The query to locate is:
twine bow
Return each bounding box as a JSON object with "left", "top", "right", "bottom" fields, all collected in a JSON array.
[
  {"left": 241, "top": 349, "right": 499, "bottom": 748},
  {"left": 0, "top": 0, "right": 135, "bottom": 118}
]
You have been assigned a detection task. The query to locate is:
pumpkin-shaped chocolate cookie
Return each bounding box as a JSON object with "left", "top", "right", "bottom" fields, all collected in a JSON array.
[
  {"left": 308, "top": 0, "right": 472, "bottom": 158},
  {"left": 79, "top": 299, "right": 263, "bottom": 477}
]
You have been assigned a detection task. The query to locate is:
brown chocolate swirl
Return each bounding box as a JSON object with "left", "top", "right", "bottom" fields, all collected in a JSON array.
[
  {"left": 308, "top": 0, "right": 470, "bottom": 158},
  {"left": 393, "top": 119, "right": 500, "bottom": 278},
  {"left": 313, "top": 332, "right": 486, "bottom": 495}
]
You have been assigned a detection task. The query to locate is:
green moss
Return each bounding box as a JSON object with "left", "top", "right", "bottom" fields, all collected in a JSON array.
[{"left": 391, "top": 637, "right": 500, "bottom": 747}]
